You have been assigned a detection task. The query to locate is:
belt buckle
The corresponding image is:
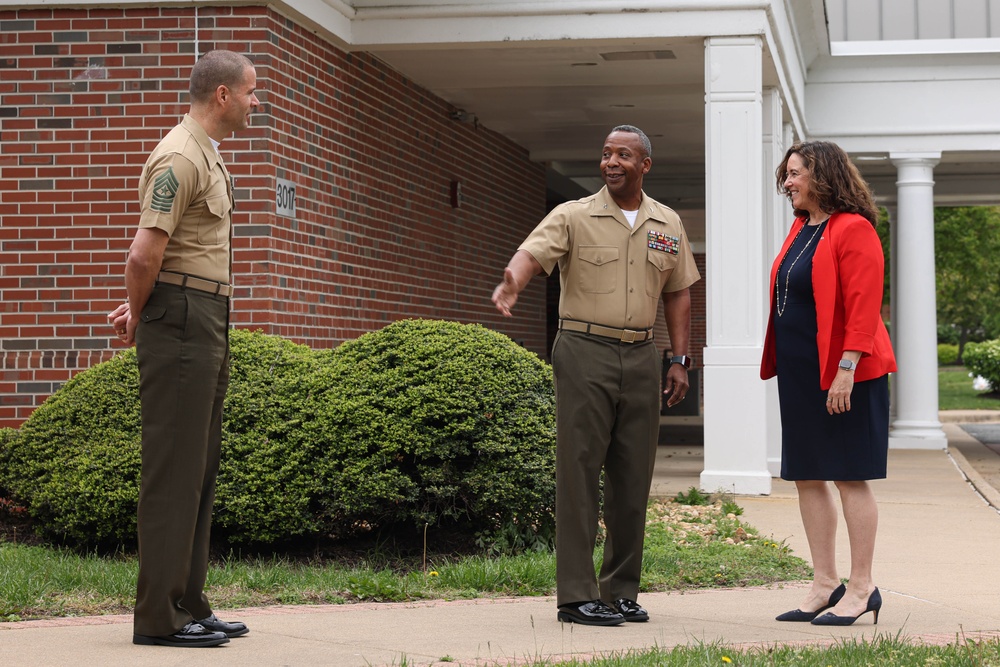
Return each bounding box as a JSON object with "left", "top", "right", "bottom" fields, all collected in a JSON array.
[{"left": 620, "top": 329, "right": 636, "bottom": 343}]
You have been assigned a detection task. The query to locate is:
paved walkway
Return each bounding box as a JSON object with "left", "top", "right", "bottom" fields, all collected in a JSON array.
[{"left": 4, "top": 414, "right": 1000, "bottom": 666}]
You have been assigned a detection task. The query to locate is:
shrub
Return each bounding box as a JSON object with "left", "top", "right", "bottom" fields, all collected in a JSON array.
[
  {"left": 297, "top": 319, "right": 556, "bottom": 552},
  {"left": 212, "top": 330, "right": 321, "bottom": 543},
  {"left": 964, "top": 340, "right": 1000, "bottom": 392},
  {"left": 0, "top": 323, "right": 557, "bottom": 552},
  {"left": 0, "top": 349, "right": 142, "bottom": 545},
  {"left": 938, "top": 343, "right": 960, "bottom": 366}
]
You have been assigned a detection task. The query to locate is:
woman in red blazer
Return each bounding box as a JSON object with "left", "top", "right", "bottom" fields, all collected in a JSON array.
[{"left": 761, "top": 141, "right": 896, "bottom": 627}]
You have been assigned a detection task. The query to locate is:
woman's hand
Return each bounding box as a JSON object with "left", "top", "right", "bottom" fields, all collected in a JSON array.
[{"left": 826, "top": 371, "right": 855, "bottom": 414}]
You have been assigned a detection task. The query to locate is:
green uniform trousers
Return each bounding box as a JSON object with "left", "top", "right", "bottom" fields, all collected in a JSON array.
[
  {"left": 552, "top": 331, "right": 662, "bottom": 606},
  {"left": 133, "top": 284, "right": 229, "bottom": 636}
]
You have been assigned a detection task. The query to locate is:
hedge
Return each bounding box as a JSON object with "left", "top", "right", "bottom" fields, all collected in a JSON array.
[{"left": 0, "top": 321, "right": 556, "bottom": 552}]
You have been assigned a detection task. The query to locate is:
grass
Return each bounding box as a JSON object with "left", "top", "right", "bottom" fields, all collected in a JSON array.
[
  {"left": 533, "top": 634, "right": 1000, "bottom": 666},
  {"left": 938, "top": 366, "right": 1000, "bottom": 410},
  {"left": 385, "top": 634, "right": 1000, "bottom": 666},
  {"left": 0, "top": 496, "right": 810, "bottom": 622}
]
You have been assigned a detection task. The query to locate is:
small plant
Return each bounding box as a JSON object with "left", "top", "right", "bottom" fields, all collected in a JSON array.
[
  {"left": 673, "top": 486, "right": 709, "bottom": 506},
  {"left": 938, "top": 343, "right": 959, "bottom": 366},
  {"left": 965, "top": 340, "right": 1000, "bottom": 393},
  {"left": 720, "top": 500, "right": 743, "bottom": 516}
]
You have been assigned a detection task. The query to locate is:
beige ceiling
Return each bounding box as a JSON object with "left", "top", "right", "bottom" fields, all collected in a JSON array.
[
  {"left": 341, "top": 2, "right": 999, "bottom": 215},
  {"left": 365, "top": 35, "right": 741, "bottom": 213}
]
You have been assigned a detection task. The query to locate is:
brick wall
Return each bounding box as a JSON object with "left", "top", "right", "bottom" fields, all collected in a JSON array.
[
  {"left": 0, "top": 6, "right": 709, "bottom": 428},
  {"left": 0, "top": 6, "right": 550, "bottom": 427}
]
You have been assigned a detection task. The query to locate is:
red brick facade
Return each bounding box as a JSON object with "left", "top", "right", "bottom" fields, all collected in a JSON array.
[{"left": 0, "top": 6, "right": 707, "bottom": 427}]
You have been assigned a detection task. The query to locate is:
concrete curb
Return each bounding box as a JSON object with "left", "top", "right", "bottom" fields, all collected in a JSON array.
[{"left": 946, "top": 422, "right": 1000, "bottom": 511}]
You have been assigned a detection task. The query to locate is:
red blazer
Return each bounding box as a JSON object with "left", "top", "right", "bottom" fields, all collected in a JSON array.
[{"left": 761, "top": 212, "right": 896, "bottom": 390}]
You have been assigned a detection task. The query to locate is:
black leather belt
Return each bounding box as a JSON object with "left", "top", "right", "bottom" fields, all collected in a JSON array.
[
  {"left": 558, "top": 319, "right": 653, "bottom": 344},
  {"left": 157, "top": 271, "right": 231, "bottom": 297}
]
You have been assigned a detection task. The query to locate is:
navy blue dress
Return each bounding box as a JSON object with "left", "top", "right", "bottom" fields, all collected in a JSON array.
[{"left": 774, "top": 221, "right": 890, "bottom": 481}]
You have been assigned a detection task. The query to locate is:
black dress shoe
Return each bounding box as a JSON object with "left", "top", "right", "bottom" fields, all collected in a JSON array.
[
  {"left": 611, "top": 597, "right": 649, "bottom": 622},
  {"left": 133, "top": 621, "right": 230, "bottom": 647},
  {"left": 196, "top": 613, "right": 249, "bottom": 638},
  {"left": 557, "top": 600, "right": 625, "bottom": 626},
  {"left": 775, "top": 583, "right": 846, "bottom": 622}
]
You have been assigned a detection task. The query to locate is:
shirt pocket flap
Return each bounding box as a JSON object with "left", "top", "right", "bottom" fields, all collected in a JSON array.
[
  {"left": 205, "top": 193, "right": 230, "bottom": 219},
  {"left": 578, "top": 246, "right": 619, "bottom": 266},
  {"left": 646, "top": 250, "right": 672, "bottom": 271}
]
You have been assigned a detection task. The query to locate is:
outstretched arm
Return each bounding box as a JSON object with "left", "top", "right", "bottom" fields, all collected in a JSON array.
[{"left": 492, "top": 250, "right": 543, "bottom": 317}]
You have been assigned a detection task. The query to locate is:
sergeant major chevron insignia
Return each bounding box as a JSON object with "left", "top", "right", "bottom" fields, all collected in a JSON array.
[{"left": 151, "top": 168, "right": 179, "bottom": 213}]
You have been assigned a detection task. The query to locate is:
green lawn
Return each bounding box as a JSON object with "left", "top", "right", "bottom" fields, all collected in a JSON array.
[
  {"left": 535, "top": 635, "right": 1000, "bottom": 666},
  {"left": 938, "top": 366, "right": 1000, "bottom": 410},
  {"left": 0, "top": 497, "right": 810, "bottom": 622}
]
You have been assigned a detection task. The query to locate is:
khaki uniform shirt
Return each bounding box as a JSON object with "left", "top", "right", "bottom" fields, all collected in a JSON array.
[
  {"left": 520, "top": 186, "right": 700, "bottom": 330},
  {"left": 138, "top": 114, "right": 233, "bottom": 284}
]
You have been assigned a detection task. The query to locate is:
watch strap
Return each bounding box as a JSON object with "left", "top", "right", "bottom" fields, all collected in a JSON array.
[{"left": 669, "top": 355, "right": 692, "bottom": 369}]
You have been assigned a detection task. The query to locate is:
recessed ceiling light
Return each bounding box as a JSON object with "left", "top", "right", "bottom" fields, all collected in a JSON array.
[{"left": 600, "top": 50, "right": 676, "bottom": 61}]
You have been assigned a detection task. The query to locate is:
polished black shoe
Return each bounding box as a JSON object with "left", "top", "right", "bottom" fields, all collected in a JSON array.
[
  {"left": 775, "top": 583, "right": 846, "bottom": 622},
  {"left": 611, "top": 597, "right": 649, "bottom": 622},
  {"left": 196, "top": 613, "right": 249, "bottom": 638},
  {"left": 557, "top": 600, "right": 625, "bottom": 626},
  {"left": 811, "top": 587, "right": 882, "bottom": 626},
  {"left": 133, "top": 621, "right": 230, "bottom": 647}
]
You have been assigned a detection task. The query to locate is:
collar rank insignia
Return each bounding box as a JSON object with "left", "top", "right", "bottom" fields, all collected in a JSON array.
[{"left": 647, "top": 230, "right": 679, "bottom": 254}]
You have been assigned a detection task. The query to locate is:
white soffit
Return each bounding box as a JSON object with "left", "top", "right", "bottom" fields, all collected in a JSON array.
[{"left": 831, "top": 37, "right": 1000, "bottom": 56}]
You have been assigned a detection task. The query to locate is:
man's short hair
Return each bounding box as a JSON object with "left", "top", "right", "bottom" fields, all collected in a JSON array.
[
  {"left": 189, "top": 50, "right": 254, "bottom": 104},
  {"left": 611, "top": 124, "right": 652, "bottom": 158}
]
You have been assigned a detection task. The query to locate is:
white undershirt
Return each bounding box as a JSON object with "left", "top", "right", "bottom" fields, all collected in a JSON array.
[
  {"left": 211, "top": 138, "right": 221, "bottom": 153},
  {"left": 622, "top": 209, "right": 639, "bottom": 228}
]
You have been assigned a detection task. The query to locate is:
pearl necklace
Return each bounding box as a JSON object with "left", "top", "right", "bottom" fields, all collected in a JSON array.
[{"left": 775, "top": 221, "right": 825, "bottom": 317}]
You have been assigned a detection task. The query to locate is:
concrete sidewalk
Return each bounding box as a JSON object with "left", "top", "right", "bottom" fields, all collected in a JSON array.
[{"left": 5, "top": 419, "right": 1000, "bottom": 666}]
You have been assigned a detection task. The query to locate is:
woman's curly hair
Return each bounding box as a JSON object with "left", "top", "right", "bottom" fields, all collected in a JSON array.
[{"left": 776, "top": 141, "right": 879, "bottom": 227}]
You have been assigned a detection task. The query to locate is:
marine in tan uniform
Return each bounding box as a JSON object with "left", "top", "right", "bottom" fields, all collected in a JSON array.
[
  {"left": 107, "top": 50, "right": 258, "bottom": 648},
  {"left": 493, "top": 125, "right": 700, "bottom": 626}
]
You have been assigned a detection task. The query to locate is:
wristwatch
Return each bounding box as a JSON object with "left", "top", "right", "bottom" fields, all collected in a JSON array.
[
  {"left": 838, "top": 358, "right": 857, "bottom": 372},
  {"left": 669, "top": 355, "right": 692, "bottom": 370}
]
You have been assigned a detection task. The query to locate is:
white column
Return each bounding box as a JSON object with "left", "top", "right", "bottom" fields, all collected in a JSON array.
[
  {"left": 701, "top": 36, "right": 771, "bottom": 495},
  {"left": 889, "top": 153, "right": 946, "bottom": 449},
  {"left": 761, "top": 88, "right": 787, "bottom": 478},
  {"left": 885, "top": 205, "right": 898, "bottom": 422}
]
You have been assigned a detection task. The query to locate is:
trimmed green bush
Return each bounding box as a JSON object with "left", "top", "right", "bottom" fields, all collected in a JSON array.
[
  {"left": 212, "top": 330, "right": 321, "bottom": 543},
  {"left": 0, "top": 322, "right": 556, "bottom": 552},
  {"left": 938, "top": 343, "right": 959, "bottom": 366},
  {"left": 965, "top": 340, "right": 1000, "bottom": 393},
  {"left": 0, "top": 349, "right": 142, "bottom": 545},
  {"left": 296, "top": 319, "right": 556, "bottom": 552}
]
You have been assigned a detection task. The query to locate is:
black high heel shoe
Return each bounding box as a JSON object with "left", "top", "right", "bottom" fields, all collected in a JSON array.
[
  {"left": 775, "top": 583, "right": 846, "bottom": 622},
  {"left": 811, "top": 587, "right": 882, "bottom": 626}
]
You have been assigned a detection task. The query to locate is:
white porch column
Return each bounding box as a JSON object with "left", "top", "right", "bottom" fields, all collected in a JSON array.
[
  {"left": 762, "top": 88, "right": 788, "bottom": 478},
  {"left": 889, "top": 153, "right": 946, "bottom": 449},
  {"left": 886, "top": 205, "right": 898, "bottom": 422},
  {"left": 701, "top": 36, "right": 771, "bottom": 495}
]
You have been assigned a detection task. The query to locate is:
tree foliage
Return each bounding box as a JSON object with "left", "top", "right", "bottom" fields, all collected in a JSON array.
[{"left": 934, "top": 206, "right": 1000, "bottom": 360}]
